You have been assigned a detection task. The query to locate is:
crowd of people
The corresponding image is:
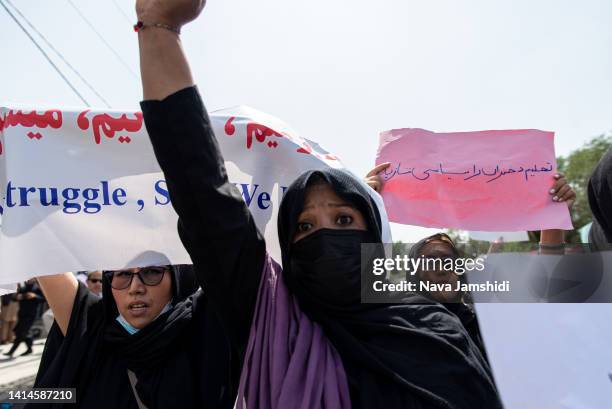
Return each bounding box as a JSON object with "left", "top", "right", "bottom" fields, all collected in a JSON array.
[
  {"left": 0, "top": 271, "right": 104, "bottom": 358},
  {"left": 1, "top": 1, "right": 609, "bottom": 408}
]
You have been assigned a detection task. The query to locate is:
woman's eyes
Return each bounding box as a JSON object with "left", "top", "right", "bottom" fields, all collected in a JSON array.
[
  {"left": 115, "top": 271, "right": 131, "bottom": 278},
  {"left": 336, "top": 215, "right": 353, "bottom": 226},
  {"left": 297, "top": 222, "right": 313, "bottom": 232},
  {"left": 143, "top": 268, "right": 164, "bottom": 277},
  {"left": 297, "top": 215, "right": 353, "bottom": 231}
]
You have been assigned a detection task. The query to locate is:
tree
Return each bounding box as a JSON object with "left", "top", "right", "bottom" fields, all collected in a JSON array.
[{"left": 557, "top": 133, "right": 612, "bottom": 242}]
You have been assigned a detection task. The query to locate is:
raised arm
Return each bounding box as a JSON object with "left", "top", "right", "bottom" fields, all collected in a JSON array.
[
  {"left": 36, "top": 273, "right": 78, "bottom": 336},
  {"left": 136, "top": 0, "right": 200, "bottom": 100},
  {"left": 540, "top": 173, "right": 576, "bottom": 253},
  {"left": 136, "top": 0, "right": 265, "bottom": 351}
]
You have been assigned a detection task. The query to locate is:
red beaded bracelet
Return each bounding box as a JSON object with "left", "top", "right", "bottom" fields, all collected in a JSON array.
[{"left": 133, "top": 21, "right": 181, "bottom": 35}]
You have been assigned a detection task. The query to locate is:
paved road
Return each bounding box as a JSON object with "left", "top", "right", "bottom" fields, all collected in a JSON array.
[
  {"left": 0, "top": 339, "right": 44, "bottom": 408},
  {"left": 0, "top": 338, "right": 44, "bottom": 388}
]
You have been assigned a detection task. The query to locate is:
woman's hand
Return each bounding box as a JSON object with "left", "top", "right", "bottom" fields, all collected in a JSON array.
[
  {"left": 540, "top": 173, "right": 575, "bottom": 248},
  {"left": 364, "top": 162, "right": 391, "bottom": 193},
  {"left": 549, "top": 173, "right": 576, "bottom": 209},
  {"left": 136, "top": 0, "right": 206, "bottom": 29},
  {"left": 24, "top": 292, "right": 38, "bottom": 300},
  {"left": 137, "top": 0, "right": 201, "bottom": 100}
]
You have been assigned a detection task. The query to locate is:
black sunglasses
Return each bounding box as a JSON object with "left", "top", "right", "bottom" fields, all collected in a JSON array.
[
  {"left": 104, "top": 266, "right": 169, "bottom": 290},
  {"left": 87, "top": 278, "right": 102, "bottom": 284}
]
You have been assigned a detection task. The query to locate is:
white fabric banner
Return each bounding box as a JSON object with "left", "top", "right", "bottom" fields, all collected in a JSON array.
[
  {"left": 0, "top": 104, "right": 390, "bottom": 285},
  {"left": 472, "top": 251, "right": 612, "bottom": 408},
  {"left": 476, "top": 302, "right": 612, "bottom": 409}
]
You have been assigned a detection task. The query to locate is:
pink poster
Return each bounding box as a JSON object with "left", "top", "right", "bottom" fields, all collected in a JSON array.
[{"left": 375, "top": 128, "right": 573, "bottom": 231}]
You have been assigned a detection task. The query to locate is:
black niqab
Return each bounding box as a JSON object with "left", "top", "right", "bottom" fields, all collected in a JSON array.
[{"left": 277, "top": 169, "right": 502, "bottom": 409}]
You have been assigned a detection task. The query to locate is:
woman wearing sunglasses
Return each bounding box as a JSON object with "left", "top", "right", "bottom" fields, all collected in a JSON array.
[
  {"left": 32, "top": 263, "right": 236, "bottom": 409},
  {"left": 85, "top": 271, "right": 103, "bottom": 297}
]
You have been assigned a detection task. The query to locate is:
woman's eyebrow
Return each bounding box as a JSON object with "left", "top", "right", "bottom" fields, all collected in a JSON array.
[
  {"left": 328, "top": 202, "right": 355, "bottom": 208},
  {"left": 301, "top": 201, "right": 355, "bottom": 211}
]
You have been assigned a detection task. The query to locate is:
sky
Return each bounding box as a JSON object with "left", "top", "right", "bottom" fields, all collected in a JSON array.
[{"left": 1, "top": 0, "right": 611, "bottom": 242}]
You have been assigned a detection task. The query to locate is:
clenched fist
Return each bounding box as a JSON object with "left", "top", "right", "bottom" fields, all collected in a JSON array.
[{"left": 136, "top": 0, "right": 206, "bottom": 29}]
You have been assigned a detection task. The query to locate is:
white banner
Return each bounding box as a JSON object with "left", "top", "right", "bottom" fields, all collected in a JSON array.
[
  {"left": 472, "top": 251, "right": 612, "bottom": 408},
  {"left": 0, "top": 104, "right": 390, "bottom": 285},
  {"left": 477, "top": 302, "right": 612, "bottom": 409}
]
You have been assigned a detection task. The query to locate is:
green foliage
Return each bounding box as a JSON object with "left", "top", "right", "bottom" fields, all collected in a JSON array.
[
  {"left": 557, "top": 133, "right": 612, "bottom": 242},
  {"left": 392, "top": 240, "right": 409, "bottom": 255}
]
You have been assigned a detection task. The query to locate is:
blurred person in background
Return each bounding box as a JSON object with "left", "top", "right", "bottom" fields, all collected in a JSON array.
[
  {"left": 408, "top": 233, "right": 488, "bottom": 357},
  {"left": 3, "top": 279, "right": 44, "bottom": 357},
  {"left": 0, "top": 293, "right": 19, "bottom": 345},
  {"left": 86, "top": 271, "right": 103, "bottom": 297}
]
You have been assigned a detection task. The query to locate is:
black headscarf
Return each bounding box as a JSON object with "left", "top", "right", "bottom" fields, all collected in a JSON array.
[
  {"left": 32, "top": 265, "right": 233, "bottom": 409},
  {"left": 589, "top": 220, "right": 612, "bottom": 252},
  {"left": 408, "top": 233, "right": 459, "bottom": 260},
  {"left": 279, "top": 169, "right": 384, "bottom": 315},
  {"left": 408, "top": 233, "right": 488, "bottom": 359},
  {"left": 407, "top": 233, "right": 465, "bottom": 301},
  {"left": 102, "top": 264, "right": 198, "bottom": 368},
  {"left": 588, "top": 147, "right": 612, "bottom": 245},
  {"left": 277, "top": 168, "right": 502, "bottom": 409}
]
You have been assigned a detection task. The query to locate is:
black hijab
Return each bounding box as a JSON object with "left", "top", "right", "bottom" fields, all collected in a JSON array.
[
  {"left": 277, "top": 169, "right": 502, "bottom": 409},
  {"left": 589, "top": 220, "right": 612, "bottom": 251},
  {"left": 102, "top": 264, "right": 198, "bottom": 369},
  {"left": 408, "top": 234, "right": 488, "bottom": 359},
  {"left": 588, "top": 147, "right": 612, "bottom": 245},
  {"left": 32, "top": 265, "right": 232, "bottom": 409},
  {"left": 407, "top": 233, "right": 465, "bottom": 302},
  {"left": 408, "top": 233, "right": 459, "bottom": 259}
]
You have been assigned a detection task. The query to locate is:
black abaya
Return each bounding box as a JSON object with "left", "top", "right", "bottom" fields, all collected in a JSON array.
[{"left": 32, "top": 265, "right": 236, "bottom": 409}]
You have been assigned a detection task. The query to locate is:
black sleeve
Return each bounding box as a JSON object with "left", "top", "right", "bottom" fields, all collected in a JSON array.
[
  {"left": 140, "top": 87, "right": 266, "bottom": 352},
  {"left": 35, "top": 282, "right": 102, "bottom": 388},
  {"left": 33, "top": 284, "right": 45, "bottom": 302}
]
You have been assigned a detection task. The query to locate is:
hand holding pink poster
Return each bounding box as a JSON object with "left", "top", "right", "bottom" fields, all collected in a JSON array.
[{"left": 375, "top": 128, "right": 573, "bottom": 231}]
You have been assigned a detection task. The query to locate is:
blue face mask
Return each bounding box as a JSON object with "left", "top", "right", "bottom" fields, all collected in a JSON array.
[{"left": 116, "top": 301, "right": 173, "bottom": 335}]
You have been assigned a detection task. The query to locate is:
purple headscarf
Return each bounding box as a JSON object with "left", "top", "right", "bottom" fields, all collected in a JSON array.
[{"left": 236, "top": 254, "right": 351, "bottom": 409}]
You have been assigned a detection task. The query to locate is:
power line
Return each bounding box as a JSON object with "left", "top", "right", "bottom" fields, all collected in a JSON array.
[
  {"left": 4, "top": 0, "right": 111, "bottom": 108},
  {"left": 0, "top": 0, "right": 90, "bottom": 106},
  {"left": 111, "top": 0, "right": 133, "bottom": 25},
  {"left": 66, "top": 0, "right": 138, "bottom": 80}
]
